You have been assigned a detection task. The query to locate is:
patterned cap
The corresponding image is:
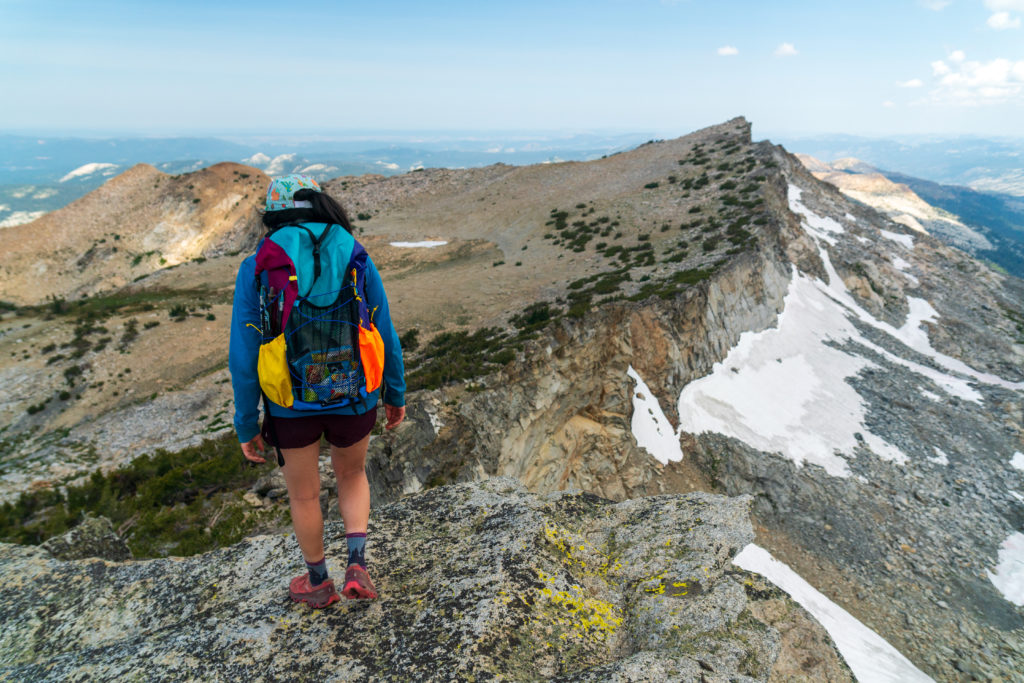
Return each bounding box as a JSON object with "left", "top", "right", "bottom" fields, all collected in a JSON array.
[{"left": 264, "top": 174, "right": 322, "bottom": 212}]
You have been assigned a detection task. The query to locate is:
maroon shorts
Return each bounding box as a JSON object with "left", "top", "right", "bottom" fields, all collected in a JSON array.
[{"left": 261, "top": 409, "right": 377, "bottom": 449}]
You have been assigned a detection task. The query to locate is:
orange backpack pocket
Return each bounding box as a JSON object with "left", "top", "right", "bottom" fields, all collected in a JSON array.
[{"left": 358, "top": 324, "right": 386, "bottom": 393}]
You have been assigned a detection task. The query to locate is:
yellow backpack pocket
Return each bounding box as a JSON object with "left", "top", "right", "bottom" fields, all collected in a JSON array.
[{"left": 258, "top": 333, "right": 294, "bottom": 407}]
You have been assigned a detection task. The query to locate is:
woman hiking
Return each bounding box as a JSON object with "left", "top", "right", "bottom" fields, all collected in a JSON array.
[{"left": 229, "top": 174, "right": 405, "bottom": 608}]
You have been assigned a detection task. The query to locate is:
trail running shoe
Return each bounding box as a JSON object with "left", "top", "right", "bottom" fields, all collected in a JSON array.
[
  {"left": 289, "top": 573, "right": 340, "bottom": 608},
  {"left": 341, "top": 565, "right": 378, "bottom": 600}
]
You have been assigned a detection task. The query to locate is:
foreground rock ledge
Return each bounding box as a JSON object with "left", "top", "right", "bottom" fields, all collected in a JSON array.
[{"left": 0, "top": 478, "right": 849, "bottom": 682}]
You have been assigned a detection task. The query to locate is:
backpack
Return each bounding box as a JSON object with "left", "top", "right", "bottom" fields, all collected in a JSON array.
[{"left": 253, "top": 222, "right": 385, "bottom": 412}]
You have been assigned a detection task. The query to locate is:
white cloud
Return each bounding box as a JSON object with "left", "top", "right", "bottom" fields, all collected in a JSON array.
[
  {"left": 717, "top": 45, "right": 739, "bottom": 56},
  {"left": 988, "top": 11, "right": 1022, "bottom": 27},
  {"left": 919, "top": 0, "right": 952, "bottom": 9},
  {"left": 898, "top": 78, "right": 924, "bottom": 88},
  {"left": 949, "top": 49, "right": 966, "bottom": 63},
  {"left": 984, "top": 0, "right": 1024, "bottom": 10},
  {"left": 775, "top": 42, "right": 798, "bottom": 57},
  {"left": 928, "top": 52, "right": 1024, "bottom": 104},
  {"left": 882, "top": 100, "right": 896, "bottom": 108}
]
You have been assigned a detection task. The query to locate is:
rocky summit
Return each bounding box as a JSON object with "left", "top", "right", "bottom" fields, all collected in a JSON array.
[{"left": 0, "top": 478, "right": 850, "bottom": 682}]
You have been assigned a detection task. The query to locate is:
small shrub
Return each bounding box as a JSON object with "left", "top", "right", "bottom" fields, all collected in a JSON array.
[
  {"left": 643, "top": 182, "right": 660, "bottom": 189},
  {"left": 399, "top": 328, "right": 420, "bottom": 353}
]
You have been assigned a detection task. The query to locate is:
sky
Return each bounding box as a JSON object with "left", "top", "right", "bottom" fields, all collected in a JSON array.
[{"left": 0, "top": 0, "right": 1022, "bottom": 139}]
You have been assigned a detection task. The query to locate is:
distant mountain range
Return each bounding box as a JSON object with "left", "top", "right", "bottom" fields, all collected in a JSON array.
[
  {"left": 796, "top": 154, "right": 1024, "bottom": 278},
  {"left": 0, "top": 132, "right": 647, "bottom": 228},
  {"left": 779, "top": 133, "right": 1024, "bottom": 196}
]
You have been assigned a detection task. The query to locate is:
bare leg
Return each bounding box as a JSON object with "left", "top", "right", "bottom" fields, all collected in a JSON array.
[
  {"left": 280, "top": 441, "right": 324, "bottom": 563},
  {"left": 330, "top": 433, "right": 371, "bottom": 534}
]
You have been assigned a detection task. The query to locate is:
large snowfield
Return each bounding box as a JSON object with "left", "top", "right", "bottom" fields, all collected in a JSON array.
[{"left": 624, "top": 178, "right": 1024, "bottom": 672}]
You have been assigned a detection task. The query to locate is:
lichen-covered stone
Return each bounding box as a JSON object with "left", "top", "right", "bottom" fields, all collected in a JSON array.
[
  {"left": 39, "top": 514, "right": 132, "bottom": 562},
  {"left": 0, "top": 478, "right": 839, "bottom": 682}
]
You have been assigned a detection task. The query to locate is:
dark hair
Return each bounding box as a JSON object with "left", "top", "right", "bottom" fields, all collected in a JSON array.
[{"left": 261, "top": 187, "right": 353, "bottom": 233}]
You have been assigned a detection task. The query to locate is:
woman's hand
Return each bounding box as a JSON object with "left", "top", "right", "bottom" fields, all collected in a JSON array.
[
  {"left": 241, "top": 434, "right": 267, "bottom": 464},
  {"left": 384, "top": 404, "right": 406, "bottom": 430}
]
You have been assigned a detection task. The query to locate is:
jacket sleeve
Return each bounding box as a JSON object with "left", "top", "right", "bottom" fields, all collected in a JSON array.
[
  {"left": 229, "top": 256, "right": 263, "bottom": 442},
  {"left": 364, "top": 256, "right": 406, "bottom": 407}
]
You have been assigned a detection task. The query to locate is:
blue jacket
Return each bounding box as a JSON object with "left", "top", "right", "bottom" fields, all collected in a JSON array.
[{"left": 229, "top": 230, "right": 406, "bottom": 443}]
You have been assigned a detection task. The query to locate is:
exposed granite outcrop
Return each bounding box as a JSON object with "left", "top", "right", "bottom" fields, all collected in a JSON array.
[
  {"left": 0, "top": 478, "right": 847, "bottom": 682},
  {"left": 39, "top": 514, "right": 132, "bottom": 562}
]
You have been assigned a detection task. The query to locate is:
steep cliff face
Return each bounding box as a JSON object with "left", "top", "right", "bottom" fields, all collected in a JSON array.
[
  {"left": 0, "top": 478, "right": 851, "bottom": 682},
  {"left": 365, "top": 142, "right": 1024, "bottom": 680}
]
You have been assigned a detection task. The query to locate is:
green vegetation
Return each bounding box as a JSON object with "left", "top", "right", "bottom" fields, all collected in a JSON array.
[
  {"left": 1001, "top": 306, "right": 1024, "bottom": 344},
  {"left": 0, "top": 433, "right": 282, "bottom": 558},
  {"left": 169, "top": 304, "right": 189, "bottom": 321},
  {"left": 628, "top": 268, "right": 715, "bottom": 301},
  {"left": 399, "top": 327, "right": 420, "bottom": 352},
  {"left": 406, "top": 327, "right": 515, "bottom": 391},
  {"left": 118, "top": 318, "right": 139, "bottom": 352}
]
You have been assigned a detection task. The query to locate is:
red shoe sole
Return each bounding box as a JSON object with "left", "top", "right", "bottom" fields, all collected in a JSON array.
[
  {"left": 341, "top": 581, "right": 377, "bottom": 600},
  {"left": 290, "top": 592, "right": 341, "bottom": 609}
]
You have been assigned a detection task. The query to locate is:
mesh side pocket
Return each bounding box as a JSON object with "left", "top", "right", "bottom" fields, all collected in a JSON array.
[{"left": 285, "top": 295, "right": 366, "bottom": 406}]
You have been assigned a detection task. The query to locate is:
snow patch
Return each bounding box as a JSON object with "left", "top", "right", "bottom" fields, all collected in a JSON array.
[
  {"left": 59, "top": 163, "right": 117, "bottom": 183},
  {"left": 0, "top": 211, "right": 46, "bottom": 228},
  {"left": 678, "top": 184, "right": 1023, "bottom": 479},
  {"left": 891, "top": 255, "right": 920, "bottom": 286},
  {"left": 733, "top": 544, "right": 935, "bottom": 683},
  {"left": 1010, "top": 491, "right": 1024, "bottom": 502},
  {"left": 987, "top": 532, "right": 1024, "bottom": 607},
  {"left": 264, "top": 154, "right": 297, "bottom": 176},
  {"left": 787, "top": 185, "right": 844, "bottom": 245},
  {"left": 627, "top": 366, "right": 683, "bottom": 465},
  {"left": 891, "top": 255, "right": 911, "bottom": 270},
  {"left": 1011, "top": 452, "right": 1024, "bottom": 472},
  {"left": 844, "top": 212, "right": 857, "bottom": 223},
  {"left": 375, "top": 160, "right": 400, "bottom": 170},
  {"left": 390, "top": 241, "right": 448, "bottom": 248},
  {"left": 879, "top": 228, "right": 915, "bottom": 248},
  {"left": 299, "top": 164, "right": 337, "bottom": 174},
  {"left": 677, "top": 265, "right": 904, "bottom": 477},
  {"left": 928, "top": 448, "right": 949, "bottom": 466},
  {"left": 242, "top": 152, "right": 271, "bottom": 166}
]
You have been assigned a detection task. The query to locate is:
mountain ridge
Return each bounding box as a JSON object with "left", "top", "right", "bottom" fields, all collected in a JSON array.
[{"left": 0, "top": 117, "right": 1022, "bottom": 680}]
